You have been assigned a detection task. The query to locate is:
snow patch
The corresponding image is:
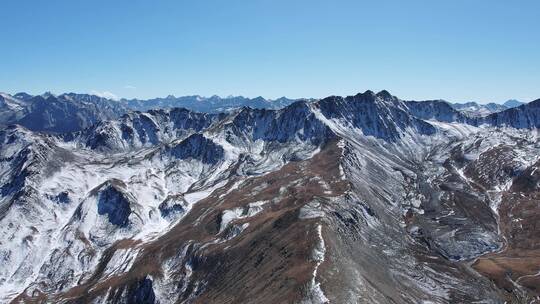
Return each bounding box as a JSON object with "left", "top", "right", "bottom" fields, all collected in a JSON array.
[{"left": 302, "top": 224, "right": 329, "bottom": 304}]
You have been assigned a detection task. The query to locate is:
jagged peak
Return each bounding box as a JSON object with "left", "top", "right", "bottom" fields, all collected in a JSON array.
[
  {"left": 503, "top": 99, "right": 524, "bottom": 108},
  {"left": 41, "top": 91, "right": 56, "bottom": 98},
  {"left": 11, "top": 92, "right": 32, "bottom": 101},
  {"left": 348, "top": 90, "right": 396, "bottom": 103},
  {"left": 363, "top": 90, "right": 375, "bottom": 96},
  {"left": 376, "top": 90, "right": 394, "bottom": 100}
]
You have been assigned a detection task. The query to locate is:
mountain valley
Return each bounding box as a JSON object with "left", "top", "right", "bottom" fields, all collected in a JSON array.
[{"left": 0, "top": 90, "right": 539, "bottom": 303}]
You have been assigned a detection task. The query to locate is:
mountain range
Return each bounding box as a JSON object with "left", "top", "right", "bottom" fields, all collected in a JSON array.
[
  {"left": 1, "top": 90, "right": 539, "bottom": 303},
  {"left": 450, "top": 99, "right": 524, "bottom": 116},
  {"left": 0, "top": 91, "right": 524, "bottom": 134},
  {"left": 0, "top": 93, "right": 301, "bottom": 133}
]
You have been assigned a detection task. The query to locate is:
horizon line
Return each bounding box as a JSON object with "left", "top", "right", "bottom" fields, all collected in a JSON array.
[{"left": 1, "top": 89, "right": 530, "bottom": 105}]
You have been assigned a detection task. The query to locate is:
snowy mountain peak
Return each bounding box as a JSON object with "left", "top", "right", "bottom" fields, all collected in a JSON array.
[
  {"left": 12, "top": 92, "right": 33, "bottom": 100},
  {"left": 41, "top": 91, "right": 55, "bottom": 98},
  {"left": 503, "top": 99, "right": 524, "bottom": 108},
  {"left": 375, "top": 89, "right": 394, "bottom": 101}
]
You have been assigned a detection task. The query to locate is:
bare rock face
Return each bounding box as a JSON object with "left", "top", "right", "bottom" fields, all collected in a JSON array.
[
  {"left": 2, "top": 93, "right": 127, "bottom": 133},
  {"left": 1, "top": 91, "right": 540, "bottom": 303},
  {"left": 97, "top": 184, "right": 133, "bottom": 227},
  {"left": 167, "top": 134, "right": 224, "bottom": 165}
]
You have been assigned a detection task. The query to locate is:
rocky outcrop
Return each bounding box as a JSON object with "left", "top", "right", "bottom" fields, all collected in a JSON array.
[
  {"left": 97, "top": 183, "right": 133, "bottom": 227},
  {"left": 167, "top": 134, "right": 224, "bottom": 164},
  {"left": 315, "top": 90, "right": 437, "bottom": 140}
]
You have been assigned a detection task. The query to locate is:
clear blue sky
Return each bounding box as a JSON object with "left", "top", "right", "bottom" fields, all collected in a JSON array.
[{"left": 1, "top": 0, "right": 539, "bottom": 103}]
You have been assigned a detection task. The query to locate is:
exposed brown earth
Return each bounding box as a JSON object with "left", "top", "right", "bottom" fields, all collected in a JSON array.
[
  {"left": 10, "top": 135, "right": 540, "bottom": 303},
  {"left": 18, "top": 140, "right": 348, "bottom": 303},
  {"left": 473, "top": 159, "right": 540, "bottom": 301}
]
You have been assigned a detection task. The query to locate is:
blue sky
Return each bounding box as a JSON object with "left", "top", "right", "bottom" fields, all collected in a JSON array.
[{"left": 1, "top": 0, "right": 539, "bottom": 103}]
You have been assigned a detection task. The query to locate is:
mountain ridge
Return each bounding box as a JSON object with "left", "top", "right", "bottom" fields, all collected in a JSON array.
[
  {"left": 1, "top": 89, "right": 539, "bottom": 303},
  {"left": 0, "top": 91, "right": 532, "bottom": 134}
]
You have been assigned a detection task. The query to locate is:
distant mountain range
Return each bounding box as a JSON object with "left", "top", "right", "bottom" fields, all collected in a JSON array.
[
  {"left": 122, "top": 95, "right": 302, "bottom": 113},
  {"left": 0, "top": 91, "right": 529, "bottom": 133},
  {"left": 0, "top": 92, "right": 302, "bottom": 133},
  {"left": 449, "top": 99, "right": 524, "bottom": 116}
]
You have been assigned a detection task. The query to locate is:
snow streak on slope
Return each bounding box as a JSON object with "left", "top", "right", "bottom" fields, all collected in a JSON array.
[{"left": 1, "top": 90, "right": 540, "bottom": 303}]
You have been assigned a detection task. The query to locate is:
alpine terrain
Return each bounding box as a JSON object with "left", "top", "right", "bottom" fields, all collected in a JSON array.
[{"left": 1, "top": 90, "right": 540, "bottom": 303}]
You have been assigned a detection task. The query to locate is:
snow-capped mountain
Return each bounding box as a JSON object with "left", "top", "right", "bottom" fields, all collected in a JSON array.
[
  {"left": 74, "top": 108, "right": 226, "bottom": 152},
  {"left": 122, "top": 95, "right": 301, "bottom": 113},
  {"left": 503, "top": 99, "right": 525, "bottom": 108},
  {"left": 450, "top": 101, "right": 508, "bottom": 116},
  {"left": 1, "top": 90, "right": 539, "bottom": 303},
  {"left": 3, "top": 91, "right": 525, "bottom": 134},
  {"left": 0, "top": 93, "right": 303, "bottom": 133},
  {"left": 450, "top": 99, "right": 525, "bottom": 116},
  {"left": 0, "top": 93, "right": 127, "bottom": 133}
]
